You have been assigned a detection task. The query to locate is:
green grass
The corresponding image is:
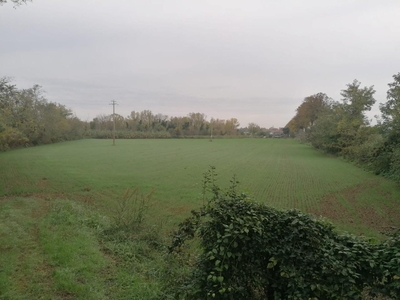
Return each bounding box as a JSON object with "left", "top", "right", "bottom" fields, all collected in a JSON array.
[
  {"left": 1, "top": 139, "right": 399, "bottom": 228},
  {"left": 1, "top": 138, "right": 400, "bottom": 299},
  {"left": 0, "top": 197, "right": 111, "bottom": 299}
]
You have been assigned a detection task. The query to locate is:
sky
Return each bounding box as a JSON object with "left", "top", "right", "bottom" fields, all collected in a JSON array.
[{"left": 1, "top": 0, "right": 400, "bottom": 128}]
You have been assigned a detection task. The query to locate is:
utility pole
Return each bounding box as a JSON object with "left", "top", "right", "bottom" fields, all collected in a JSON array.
[
  {"left": 210, "top": 119, "right": 213, "bottom": 142},
  {"left": 110, "top": 100, "right": 117, "bottom": 146}
]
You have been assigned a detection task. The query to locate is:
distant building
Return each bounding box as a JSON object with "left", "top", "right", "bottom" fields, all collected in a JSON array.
[{"left": 269, "top": 127, "right": 284, "bottom": 138}]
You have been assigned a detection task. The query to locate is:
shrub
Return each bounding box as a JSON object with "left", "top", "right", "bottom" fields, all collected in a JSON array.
[
  {"left": 388, "top": 148, "right": 400, "bottom": 184},
  {"left": 0, "top": 127, "right": 29, "bottom": 151},
  {"left": 168, "top": 168, "right": 400, "bottom": 299}
]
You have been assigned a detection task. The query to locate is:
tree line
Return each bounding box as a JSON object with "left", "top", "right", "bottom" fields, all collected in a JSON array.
[
  {"left": 286, "top": 72, "right": 400, "bottom": 185},
  {"left": 1, "top": 77, "right": 280, "bottom": 151},
  {"left": 0, "top": 77, "right": 86, "bottom": 151},
  {"left": 90, "top": 111, "right": 242, "bottom": 138},
  {"left": 89, "top": 111, "right": 280, "bottom": 139}
]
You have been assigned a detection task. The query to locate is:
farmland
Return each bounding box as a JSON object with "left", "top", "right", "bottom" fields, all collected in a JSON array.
[
  {"left": 1, "top": 138, "right": 400, "bottom": 298},
  {"left": 1, "top": 138, "right": 399, "bottom": 234}
]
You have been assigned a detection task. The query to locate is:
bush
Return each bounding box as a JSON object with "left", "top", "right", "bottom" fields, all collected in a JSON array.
[
  {"left": 168, "top": 169, "right": 400, "bottom": 299},
  {"left": 388, "top": 148, "right": 400, "bottom": 184},
  {"left": 0, "top": 127, "right": 29, "bottom": 151}
]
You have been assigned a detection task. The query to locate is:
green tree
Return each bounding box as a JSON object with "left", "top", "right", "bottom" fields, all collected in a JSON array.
[
  {"left": 307, "top": 81, "right": 376, "bottom": 155},
  {"left": 380, "top": 72, "right": 400, "bottom": 132},
  {"left": 341, "top": 79, "right": 375, "bottom": 120},
  {"left": 286, "top": 93, "right": 331, "bottom": 134},
  {"left": 0, "top": 78, "right": 84, "bottom": 150},
  {"left": 0, "top": 77, "right": 16, "bottom": 130},
  {"left": 336, "top": 80, "right": 376, "bottom": 156},
  {"left": 373, "top": 73, "right": 400, "bottom": 183},
  {"left": 307, "top": 103, "right": 343, "bottom": 153}
]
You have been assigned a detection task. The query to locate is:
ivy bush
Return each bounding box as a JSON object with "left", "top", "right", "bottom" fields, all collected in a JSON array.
[{"left": 169, "top": 168, "right": 400, "bottom": 299}]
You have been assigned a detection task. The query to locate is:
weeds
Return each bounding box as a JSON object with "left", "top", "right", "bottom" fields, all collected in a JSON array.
[{"left": 113, "top": 187, "right": 155, "bottom": 230}]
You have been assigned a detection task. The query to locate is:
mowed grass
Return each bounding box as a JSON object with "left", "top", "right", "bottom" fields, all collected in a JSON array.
[
  {"left": 0, "top": 197, "right": 111, "bottom": 299},
  {"left": 1, "top": 138, "right": 399, "bottom": 234}
]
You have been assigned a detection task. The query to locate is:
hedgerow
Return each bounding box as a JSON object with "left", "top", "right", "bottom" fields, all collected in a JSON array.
[{"left": 168, "top": 168, "right": 400, "bottom": 299}]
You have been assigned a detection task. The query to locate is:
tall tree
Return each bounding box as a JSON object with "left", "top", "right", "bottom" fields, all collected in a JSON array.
[
  {"left": 341, "top": 80, "right": 375, "bottom": 121},
  {"left": 139, "top": 110, "right": 155, "bottom": 132},
  {"left": 307, "top": 103, "right": 343, "bottom": 153},
  {"left": 380, "top": 73, "right": 400, "bottom": 131},
  {"left": 298, "top": 93, "right": 330, "bottom": 127},
  {"left": 224, "top": 118, "right": 240, "bottom": 136},
  {"left": 307, "top": 80, "right": 376, "bottom": 155},
  {"left": 188, "top": 112, "right": 207, "bottom": 135},
  {"left": 374, "top": 73, "right": 400, "bottom": 183},
  {"left": 286, "top": 93, "right": 331, "bottom": 133},
  {"left": 337, "top": 80, "right": 376, "bottom": 154}
]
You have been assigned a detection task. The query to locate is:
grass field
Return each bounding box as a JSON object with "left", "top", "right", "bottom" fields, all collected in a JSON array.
[
  {"left": 1, "top": 138, "right": 400, "bottom": 298},
  {"left": 1, "top": 138, "right": 399, "bottom": 233}
]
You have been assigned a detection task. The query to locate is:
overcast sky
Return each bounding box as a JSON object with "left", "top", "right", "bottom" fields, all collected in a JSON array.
[{"left": 1, "top": 0, "right": 400, "bottom": 127}]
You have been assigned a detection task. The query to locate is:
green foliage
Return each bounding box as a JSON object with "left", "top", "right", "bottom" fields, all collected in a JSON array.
[
  {"left": 336, "top": 74, "right": 400, "bottom": 185},
  {"left": 0, "top": 127, "right": 29, "bottom": 150},
  {"left": 380, "top": 73, "right": 400, "bottom": 132},
  {"left": 307, "top": 103, "right": 343, "bottom": 153},
  {"left": 307, "top": 80, "right": 376, "bottom": 156},
  {"left": 372, "top": 73, "right": 400, "bottom": 184},
  {"left": 288, "top": 73, "right": 400, "bottom": 185},
  {"left": 388, "top": 148, "right": 400, "bottom": 183},
  {"left": 0, "top": 78, "right": 86, "bottom": 151},
  {"left": 287, "top": 73, "right": 400, "bottom": 183},
  {"left": 90, "top": 110, "right": 242, "bottom": 139},
  {"left": 341, "top": 80, "right": 376, "bottom": 119},
  {"left": 286, "top": 93, "right": 331, "bottom": 133},
  {"left": 169, "top": 169, "right": 400, "bottom": 299}
]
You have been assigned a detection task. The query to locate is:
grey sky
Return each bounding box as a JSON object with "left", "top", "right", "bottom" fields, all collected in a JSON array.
[{"left": 1, "top": 0, "right": 400, "bottom": 127}]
